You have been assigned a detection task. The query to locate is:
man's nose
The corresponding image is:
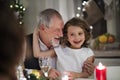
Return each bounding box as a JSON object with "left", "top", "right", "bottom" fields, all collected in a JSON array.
[{"left": 59, "top": 30, "right": 63, "bottom": 37}]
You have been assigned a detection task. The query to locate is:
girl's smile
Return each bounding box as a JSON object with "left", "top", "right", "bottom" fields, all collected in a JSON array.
[{"left": 67, "top": 26, "right": 85, "bottom": 49}]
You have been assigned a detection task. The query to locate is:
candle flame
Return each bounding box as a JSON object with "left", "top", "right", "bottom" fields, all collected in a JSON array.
[
  {"left": 99, "top": 62, "right": 103, "bottom": 67},
  {"left": 98, "top": 62, "right": 105, "bottom": 70}
]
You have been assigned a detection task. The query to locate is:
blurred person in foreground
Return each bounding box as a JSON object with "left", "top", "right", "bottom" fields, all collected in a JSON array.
[{"left": 0, "top": 0, "right": 25, "bottom": 80}]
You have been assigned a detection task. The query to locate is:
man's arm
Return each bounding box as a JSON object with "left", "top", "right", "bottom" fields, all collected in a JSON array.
[
  {"left": 82, "top": 56, "right": 95, "bottom": 76},
  {"left": 64, "top": 56, "right": 95, "bottom": 80}
]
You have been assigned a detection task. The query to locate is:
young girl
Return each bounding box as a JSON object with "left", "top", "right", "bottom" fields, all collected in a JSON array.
[{"left": 33, "top": 17, "right": 94, "bottom": 79}]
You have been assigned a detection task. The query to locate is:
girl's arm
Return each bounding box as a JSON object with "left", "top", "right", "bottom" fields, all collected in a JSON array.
[
  {"left": 33, "top": 27, "right": 56, "bottom": 58},
  {"left": 66, "top": 56, "right": 95, "bottom": 79}
]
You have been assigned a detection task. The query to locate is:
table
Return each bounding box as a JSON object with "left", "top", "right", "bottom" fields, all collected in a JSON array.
[
  {"left": 107, "top": 66, "right": 120, "bottom": 80},
  {"left": 75, "top": 66, "right": 120, "bottom": 80}
]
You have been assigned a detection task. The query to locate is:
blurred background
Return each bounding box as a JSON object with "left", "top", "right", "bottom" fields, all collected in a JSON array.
[
  {"left": 19, "top": 0, "right": 120, "bottom": 41},
  {"left": 10, "top": 0, "right": 120, "bottom": 66}
]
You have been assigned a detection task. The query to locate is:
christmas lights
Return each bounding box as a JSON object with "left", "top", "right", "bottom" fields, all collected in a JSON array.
[{"left": 10, "top": 0, "right": 25, "bottom": 25}]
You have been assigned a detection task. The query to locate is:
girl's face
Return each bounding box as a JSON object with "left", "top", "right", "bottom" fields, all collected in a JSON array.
[{"left": 67, "top": 26, "right": 85, "bottom": 49}]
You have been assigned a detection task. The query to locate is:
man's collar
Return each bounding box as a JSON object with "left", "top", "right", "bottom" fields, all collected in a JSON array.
[{"left": 38, "top": 38, "right": 49, "bottom": 51}]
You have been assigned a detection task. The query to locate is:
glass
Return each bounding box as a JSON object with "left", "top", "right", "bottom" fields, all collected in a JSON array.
[
  {"left": 61, "top": 72, "right": 69, "bottom": 80},
  {"left": 38, "top": 57, "right": 51, "bottom": 77}
]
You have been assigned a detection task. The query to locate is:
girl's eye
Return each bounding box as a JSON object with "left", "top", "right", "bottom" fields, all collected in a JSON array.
[
  {"left": 79, "top": 32, "right": 83, "bottom": 35},
  {"left": 70, "top": 33, "right": 74, "bottom": 36}
]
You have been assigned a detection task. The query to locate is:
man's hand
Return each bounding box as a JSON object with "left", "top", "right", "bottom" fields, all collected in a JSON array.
[
  {"left": 83, "top": 61, "right": 95, "bottom": 76},
  {"left": 48, "top": 68, "right": 61, "bottom": 79}
]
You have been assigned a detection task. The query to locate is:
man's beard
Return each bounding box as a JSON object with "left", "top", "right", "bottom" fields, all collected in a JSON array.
[{"left": 50, "top": 38, "right": 60, "bottom": 47}]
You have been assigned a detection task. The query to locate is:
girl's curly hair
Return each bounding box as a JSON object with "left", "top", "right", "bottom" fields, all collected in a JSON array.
[{"left": 61, "top": 17, "right": 91, "bottom": 47}]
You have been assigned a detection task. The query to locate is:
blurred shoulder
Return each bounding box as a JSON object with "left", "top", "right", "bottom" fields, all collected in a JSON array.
[{"left": 82, "top": 47, "right": 93, "bottom": 53}]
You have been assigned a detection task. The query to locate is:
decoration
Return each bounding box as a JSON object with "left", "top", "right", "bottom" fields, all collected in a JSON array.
[
  {"left": 98, "top": 33, "right": 115, "bottom": 44},
  {"left": 10, "top": 0, "right": 26, "bottom": 25},
  {"left": 93, "top": 33, "right": 116, "bottom": 50},
  {"left": 24, "top": 69, "right": 48, "bottom": 80},
  {"left": 95, "top": 62, "right": 106, "bottom": 80}
]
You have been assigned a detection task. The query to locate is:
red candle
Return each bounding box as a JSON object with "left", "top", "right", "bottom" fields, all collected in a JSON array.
[{"left": 96, "top": 62, "right": 106, "bottom": 80}]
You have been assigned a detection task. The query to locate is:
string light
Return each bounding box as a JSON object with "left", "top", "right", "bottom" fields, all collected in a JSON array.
[
  {"left": 77, "top": 7, "right": 81, "bottom": 10},
  {"left": 76, "top": 13, "right": 80, "bottom": 17},
  {"left": 82, "top": 1, "right": 87, "bottom": 6},
  {"left": 10, "top": 1, "right": 26, "bottom": 25},
  {"left": 90, "top": 26, "right": 93, "bottom": 30},
  {"left": 82, "top": 8, "right": 86, "bottom": 12}
]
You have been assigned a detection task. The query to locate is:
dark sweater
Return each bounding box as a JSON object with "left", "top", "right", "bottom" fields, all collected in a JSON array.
[{"left": 24, "top": 34, "right": 40, "bottom": 70}]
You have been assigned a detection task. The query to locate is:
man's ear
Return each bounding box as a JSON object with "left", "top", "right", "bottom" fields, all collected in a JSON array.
[{"left": 39, "top": 24, "right": 45, "bottom": 30}]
